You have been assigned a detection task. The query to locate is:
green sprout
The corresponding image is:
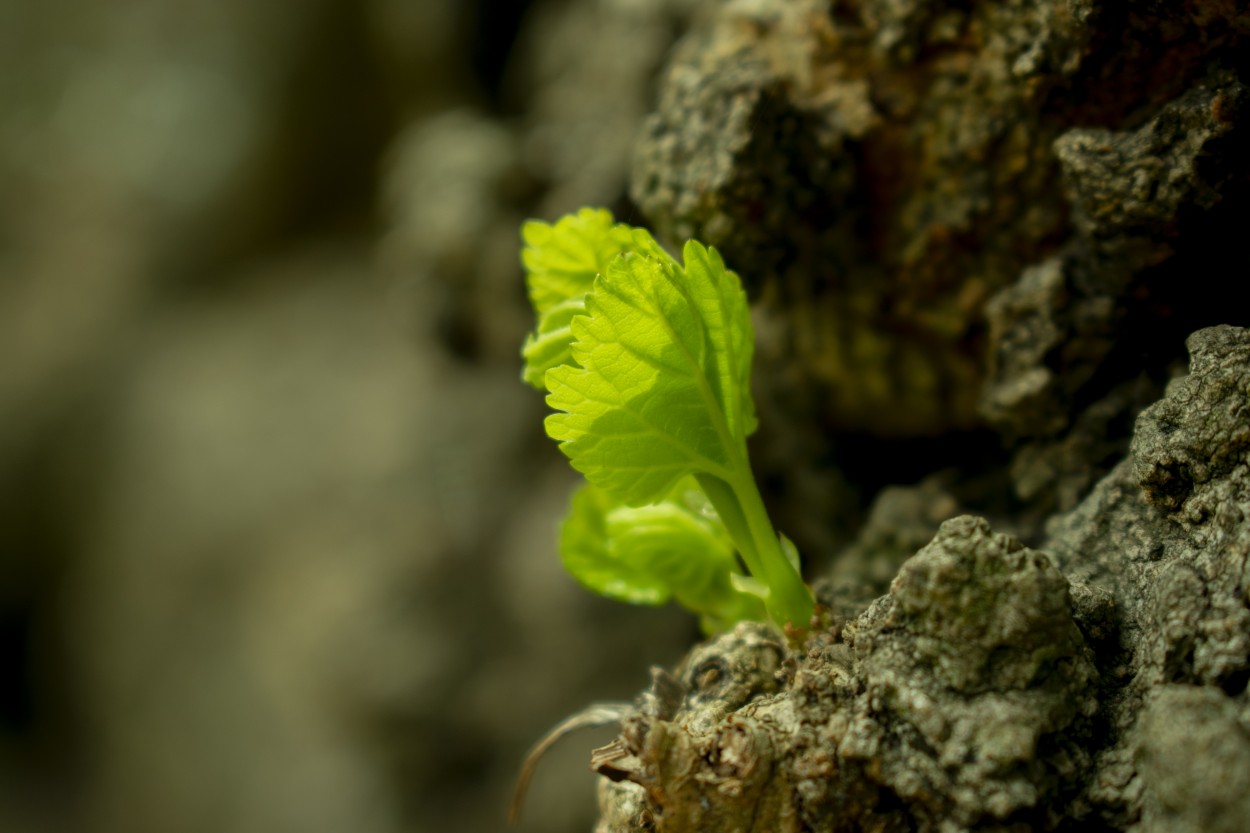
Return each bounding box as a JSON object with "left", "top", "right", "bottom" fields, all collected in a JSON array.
[{"left": 520, "top": 208, "right": 814, "bottom": 632}]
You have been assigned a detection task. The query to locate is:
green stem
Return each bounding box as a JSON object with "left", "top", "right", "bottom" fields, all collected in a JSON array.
[
  {"left": 694, "top": 473, "right": 764, "bottom": 579},
  {"left": 732, "top": 470, "right": 814, "bottom": 628},
  {"left": 696, "top": 467, "right": 814, "bottom": 629}
]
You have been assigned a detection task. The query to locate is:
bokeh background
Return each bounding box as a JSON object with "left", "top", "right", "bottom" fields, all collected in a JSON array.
[{"left": 0, "top": 2, "right": 706, "bottom": 831}]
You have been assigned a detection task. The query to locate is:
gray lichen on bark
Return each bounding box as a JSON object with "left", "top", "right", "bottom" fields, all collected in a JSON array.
[
  {"left": 592, "top": 326, "right": 1250, "bottom": 831},
  {"left": 1136, "top": 686, "right": 1250, "bottom": 833},
  {"left": 593, "top": 517, "right": 1099, "bottom": 832},
  {"left": 983, "top": 77, "right": 1248, "bottom": 436}
]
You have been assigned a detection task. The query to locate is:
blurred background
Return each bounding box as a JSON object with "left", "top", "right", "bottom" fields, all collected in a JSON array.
[
  {"left": 0, "top": 1, "right": 707, "bottom": 831},
  {"left": 9, "top": 0, "right": 1250, "bottom": 829}
]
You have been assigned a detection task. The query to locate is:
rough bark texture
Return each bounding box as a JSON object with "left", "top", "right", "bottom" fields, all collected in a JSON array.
[
  {"left": 583, "top": 0, "right": 1250, "bottom": 829},
  {"left": 593, "top": 326, "right": 1250, "bottom": 832},
  {"left": 631, "top": 0, "right": 1248, "bottom": 500}
]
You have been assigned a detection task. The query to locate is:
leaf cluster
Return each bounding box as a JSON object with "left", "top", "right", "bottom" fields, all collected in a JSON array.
[{"left": 521, "top": 208, "right": 813, "bottom": 631}]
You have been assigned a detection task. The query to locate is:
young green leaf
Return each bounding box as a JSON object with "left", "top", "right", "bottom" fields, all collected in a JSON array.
[
  {"left": 542, "top": 238, "right": 813, "bottom": 627},
  {"left": 560, "top": 478, "right": 766, "bottom": 633},
  {"left": 520, "top": 208, "right": 671, "bottom": 388},
  {"left": 521, "top": 207, "right": 620, "bottom": 314},
  {"left": 544, "top": 246, "right": 744, "bottom": 500}
]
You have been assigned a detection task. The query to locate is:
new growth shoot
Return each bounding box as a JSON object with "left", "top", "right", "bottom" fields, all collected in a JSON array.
[{"left": 520, "top": 208, "right": 814, "bottom": 632}]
